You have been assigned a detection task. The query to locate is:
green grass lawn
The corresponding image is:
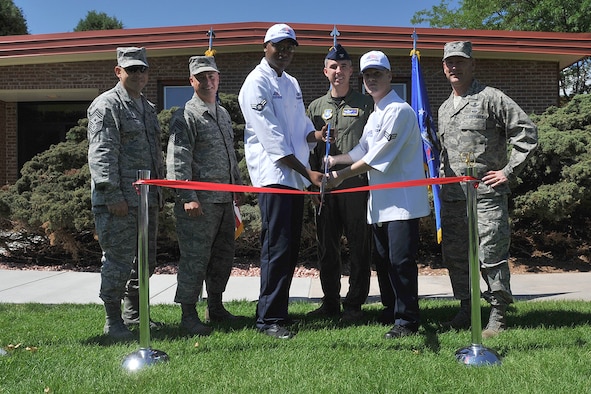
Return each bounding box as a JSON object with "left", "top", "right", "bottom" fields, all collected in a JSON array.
[{"left": 1, "top": 300, "right": 590, "bottom": 393}]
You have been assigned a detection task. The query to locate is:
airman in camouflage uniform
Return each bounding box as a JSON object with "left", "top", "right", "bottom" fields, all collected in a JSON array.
[
  {"left": 166, "top": 56, "right": 242, "bottom": 336},
  {"left": 306, "top": 44, "right": 374, "bottom": 322},
  {"left": 87, "top": 47, "right": 164, "bottom": 340},
  {"left": 437, "top": 41, "right": 538, "bottom": 337}
]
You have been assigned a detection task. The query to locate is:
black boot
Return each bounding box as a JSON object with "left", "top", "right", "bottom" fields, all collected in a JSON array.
[
  {"left": 180, "top": 304, "right": 212, "bottom": 336},
  {"left": 482, "top": 304, "right": 507, "bottom": 338},
  {"left": 104, "top": 302, "right": 134, "bottom": 340},
  {"left": 205, "top": 292, "right": 239, "bottom": 323},
  {"left": 123, "top": 295, "right": 164, "bottom": 329},
  {"left": 441, "top": 299, "right": 471, "bottom": 330}
]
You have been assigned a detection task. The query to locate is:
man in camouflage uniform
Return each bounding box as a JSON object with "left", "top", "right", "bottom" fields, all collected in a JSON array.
[
  {"left": 166, "top": 56, "right": 242, "bottom": 336},
  {"left": 306, "top": 44, "right": 374, "bottom": 322},
  {"left": 437, "top": 41, "right": 538, "bottom": 337},
  {"left": 87, "top": 47, "right": 164, "bottom": 340}
]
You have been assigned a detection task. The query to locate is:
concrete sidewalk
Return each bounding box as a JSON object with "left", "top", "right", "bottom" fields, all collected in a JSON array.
[{"left": 0, "top": 269, "right": 589, "bottom": 304}]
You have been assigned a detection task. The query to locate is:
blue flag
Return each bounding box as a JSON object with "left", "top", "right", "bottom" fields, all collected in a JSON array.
[{"left": 411, "top": 50, "right": 442, "bottom": 243}]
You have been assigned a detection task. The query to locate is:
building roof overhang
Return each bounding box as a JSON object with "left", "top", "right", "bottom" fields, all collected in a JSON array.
[{"left": 0, "top": 21, "right": 589, "bottom": 69}]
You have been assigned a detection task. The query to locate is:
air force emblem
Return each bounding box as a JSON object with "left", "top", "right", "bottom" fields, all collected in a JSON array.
[{"left": 321, "top": 109, "right": 333, "bottom": 120}]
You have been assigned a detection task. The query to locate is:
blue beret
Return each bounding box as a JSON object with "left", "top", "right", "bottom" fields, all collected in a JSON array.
[{"left": 325, "top": 44, "right": 351, "bottom": 61}]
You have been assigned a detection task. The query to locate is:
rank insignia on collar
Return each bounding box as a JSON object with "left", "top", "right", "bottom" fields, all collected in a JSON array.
[
  {"left": 343, "top": 108, "right": 359, "bottom": 117},
  {"left": 251, "top": 99, "right": 267, "bottom": 111}
]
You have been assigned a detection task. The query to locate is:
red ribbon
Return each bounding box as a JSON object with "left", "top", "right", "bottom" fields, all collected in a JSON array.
[{"left": 134, "top": 176, "right": 477, "bottom": 194}]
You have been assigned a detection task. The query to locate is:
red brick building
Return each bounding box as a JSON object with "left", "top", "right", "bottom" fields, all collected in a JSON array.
[{"left": 0, "top": 22, "right": 589, "bottom": 184}]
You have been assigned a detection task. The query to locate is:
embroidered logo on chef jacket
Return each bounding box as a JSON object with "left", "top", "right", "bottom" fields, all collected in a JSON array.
[
  {"left": 251, "top": 99, "right": 267, "bottom": 111},
  {"left": 322, "top": 109, "right": 333, "bottom": 120},
  {"left": 342, "top": 108, "right": 359, "bottom": 117}
]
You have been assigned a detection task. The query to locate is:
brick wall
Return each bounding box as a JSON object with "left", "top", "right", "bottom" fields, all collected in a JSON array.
[
  {"left": 0, "top": 101, "right": 5, "bottom": 185},
  {"left": 0, "top": 102, "right": 17, "bottom": 185},
  {"left": 0, "top": 52, "right": 559, "bottom": 184}
]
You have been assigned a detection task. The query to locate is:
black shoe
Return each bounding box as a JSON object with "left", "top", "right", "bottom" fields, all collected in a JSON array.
[
  {"left": 384, "top": 324, "right": 417, "bottom": 339},
  {"left": 260, "top": 324, "right": 294, "bottom": 339},
  {"left": 306, "top": 304, "right": 341, "bottom": 318}
]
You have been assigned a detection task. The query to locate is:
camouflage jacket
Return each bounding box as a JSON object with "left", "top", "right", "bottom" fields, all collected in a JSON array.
[
  {"left": 307, "top": 89, "right": 374, "bottom": 188},
  {"left": 437, "top": 79, "right": 538, "bottom": 201},
  {"left": 166, "top": 93, "right": 242, "bottom": 204},
  {"left": 87, "top": 82, "right": 163, "bottom": 208}
]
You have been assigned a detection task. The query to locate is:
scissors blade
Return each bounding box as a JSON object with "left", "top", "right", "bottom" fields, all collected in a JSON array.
[
  {"left": 318, "top": 177, "right": 326, "bottom": 215},
  {"left": 318, "top": 124, "right": 331, "bottom": 216}
]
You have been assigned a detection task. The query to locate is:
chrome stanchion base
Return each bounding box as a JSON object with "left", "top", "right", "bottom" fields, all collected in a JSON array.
[
  {"left": 122, "top": 347, "right": 169, "bottom": 372},
  {"left": 455, "top": 344, "right": 501, "bottom": 366}
]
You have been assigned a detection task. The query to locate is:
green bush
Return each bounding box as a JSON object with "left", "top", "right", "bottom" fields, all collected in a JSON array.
[
  {"left": 513, "top": 94, "right": 591, "bottom": 225},
  {"left": 2, "top": 93, "right": 591, "bottom": 267},
  {"left": 0, "top": 94, "right": 260, "bottom": 266}
]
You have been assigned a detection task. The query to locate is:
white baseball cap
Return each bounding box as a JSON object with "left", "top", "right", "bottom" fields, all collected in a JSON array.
[
  {"left": 360, "top": 50, "right": 391, "bottom": 73},
  {"left": 264, "top": 23, "right": 298, "bottom": 45}
]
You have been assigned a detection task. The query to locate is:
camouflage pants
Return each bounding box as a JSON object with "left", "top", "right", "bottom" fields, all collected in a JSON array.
[
  {"left": 173, "top": 201, "right": 235, "bottom": 304},
  {"left": 93, "top": 206, "right": 158, "bottom": 304},
  {"left": 441, "top": 197, "right": 513, "bottom": 306}
]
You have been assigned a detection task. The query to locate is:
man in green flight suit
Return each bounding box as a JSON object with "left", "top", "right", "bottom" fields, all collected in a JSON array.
[{"left": 306, "top": 44, "right": 377, "bottom": 322}]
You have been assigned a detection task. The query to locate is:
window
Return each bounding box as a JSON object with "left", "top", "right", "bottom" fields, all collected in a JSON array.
[
  {"left": 359, "top": 77, "right": 410, "bottom": 104},
  {"left": 18, "top": 101, "right": 89, "bottom": 171},
  {"left": 158, "top": 80, "right": 192, "bottom": 110}
]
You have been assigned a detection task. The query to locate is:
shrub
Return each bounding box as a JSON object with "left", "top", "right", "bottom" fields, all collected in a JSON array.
[{"left": 3, "top": 93, "right": 591, "bottom": 268}]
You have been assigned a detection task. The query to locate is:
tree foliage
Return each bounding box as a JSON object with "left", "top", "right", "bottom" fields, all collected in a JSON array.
[
  {"left": 0, "top": 0, "right": 28, "bottom": 35},
  {"left": 73, "top": 10, "right": 123, "bottom": 32},
  {"left": 411, "top": 0, "right": 591, "bottom": 97},
  {"left": 513, "top": 94, "right": 591, "bottom": 224}
]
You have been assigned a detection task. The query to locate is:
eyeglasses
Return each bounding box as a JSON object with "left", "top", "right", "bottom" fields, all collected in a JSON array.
[
  {"left": 124, "top": 65, "right": 148, "bottom": 74},
  {"left": 271, "top": 42, "right": 296, "bottom": 53}
]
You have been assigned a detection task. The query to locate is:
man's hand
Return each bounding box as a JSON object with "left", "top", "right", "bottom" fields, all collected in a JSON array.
[
  {"left": 482, "top": 170, "right": 508, "bottom": 188},
  {"left": 307, "top": 169, "right": 324, "bottom": 188},
  {"left": 184, "top": 201, "right": 203, "bottom": 217},
  {"left": 323, "top": 155, "right": 336, "bottom": 170},
  {"left": 234, "top": 192, "right": 245, "bottom": 207},
  {"left": 321, "top": 124, "right": 336, "bottom": 143},
  {"left": 108, "top": 200, "right": 128, "bottom": 217},
  {"left": 325, "top": 171, "right": 344, "bottom": 189}
]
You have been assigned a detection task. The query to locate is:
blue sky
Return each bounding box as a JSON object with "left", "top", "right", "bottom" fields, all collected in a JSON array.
[{"left": 15, "top": 0, "right": 459, "bottom": 35}]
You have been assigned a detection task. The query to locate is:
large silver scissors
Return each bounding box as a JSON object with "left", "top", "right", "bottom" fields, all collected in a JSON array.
[{"left": 318, "top": 123, "right": 331, "bottom": 215}]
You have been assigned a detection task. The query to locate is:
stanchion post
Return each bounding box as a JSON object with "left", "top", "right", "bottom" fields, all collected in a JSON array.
[
  {"left": 455, "top": 162, "right": 501, "bottom": 366},
  {"left": 122, "top": 170, "right": 169, "bottom": 372},
  {"left": 137, "top": 169, "right": 151, "bottom": 349}
]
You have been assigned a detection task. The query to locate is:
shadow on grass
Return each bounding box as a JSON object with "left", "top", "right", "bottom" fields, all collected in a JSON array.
[{"left": 79, "top": 301, "right": 590, "bottom": 352}]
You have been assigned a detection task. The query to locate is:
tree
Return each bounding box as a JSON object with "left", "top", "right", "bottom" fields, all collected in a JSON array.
[
  {"left": 0, "top": 0, "right": 28, "bottom": 35},
  {"left": 73, "top": 10, "right": 123, "bottom": 32},
  {"left": 412, "top": 0, "right": 591, "bottom": 97}
]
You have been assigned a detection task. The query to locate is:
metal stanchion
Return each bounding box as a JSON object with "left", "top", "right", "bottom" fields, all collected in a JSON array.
[
  {"left": 455, "top": 163, "right": 501, "bottom": 366},
  {"left": 123, "top": 170, "right": 169, "bottom": 372}
]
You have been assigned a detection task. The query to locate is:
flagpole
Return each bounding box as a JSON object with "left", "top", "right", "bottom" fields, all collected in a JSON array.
[{"left": 410, "top": 30, "right": 442, "bottom": 243}]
